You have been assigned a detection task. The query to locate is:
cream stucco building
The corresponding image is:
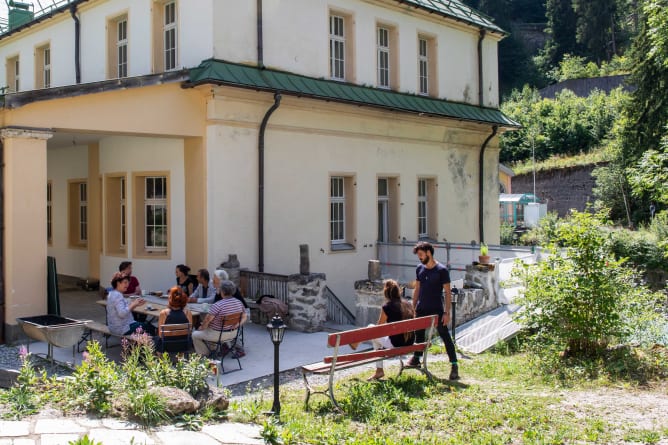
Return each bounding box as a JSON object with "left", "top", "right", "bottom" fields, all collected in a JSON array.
[{"left": 0, "top": 0, "right": 517, "bottom": 342}]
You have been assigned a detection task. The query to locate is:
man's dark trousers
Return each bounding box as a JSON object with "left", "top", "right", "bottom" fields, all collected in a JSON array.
[{"left": 413, "top": 308, "right": 457, "bottom": 363}]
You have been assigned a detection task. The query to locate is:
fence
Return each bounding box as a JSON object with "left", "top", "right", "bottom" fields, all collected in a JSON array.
[
  {"left": 240, "top": 270, "right": 289, "bottom": 304},
  {"left": 376, "top": 241, "right": 537, "bottom": 284}
]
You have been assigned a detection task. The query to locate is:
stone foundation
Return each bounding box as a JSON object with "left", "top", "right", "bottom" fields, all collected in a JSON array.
[
  {"left": 286, "top": 273, "right": 327, "bottom": 333},
  {"left": 353, "top": 280, "right": 385, "bottom": 327}
]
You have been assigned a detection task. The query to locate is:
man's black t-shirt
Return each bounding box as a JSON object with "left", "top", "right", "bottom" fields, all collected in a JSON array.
[{"left": 415, "top": 262, "right": 450, "bottom": 313}]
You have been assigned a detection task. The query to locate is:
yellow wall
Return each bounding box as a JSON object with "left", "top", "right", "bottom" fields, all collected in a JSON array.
[{"left": 2, "top": 129, "right": 51, "bottom": 327}]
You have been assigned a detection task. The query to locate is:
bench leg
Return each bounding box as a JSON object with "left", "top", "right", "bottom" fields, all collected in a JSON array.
[
  {"left": 327, "top": 370, "right": 342, "bottom": 412},
  {"left": 302, "top": 371, "right": 313, "bottom": 410}
]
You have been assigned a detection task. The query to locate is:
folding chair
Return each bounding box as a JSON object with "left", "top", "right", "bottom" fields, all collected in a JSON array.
[
  {"left": 156, "top": 322, "right": 192, "bottom": 356},
  {"left": 204, "top": 312, "right": 244, "bottom": 374}
]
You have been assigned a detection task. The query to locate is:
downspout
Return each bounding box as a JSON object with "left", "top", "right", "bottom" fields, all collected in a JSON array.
[
  {"left": 256, "top": 0, "right": 264, "bottom": 68},
  {"left": 70, "top": 4, "right": 81, "bottom": 84},
  {"left": 477, "top": 29, "right": 486, "bottom": 106},
  {"left": 258, "top": 93, "right": 282, "bottom": 272},
  {"left": 478, "top": 126, "right": 498, "bottom": 244}
]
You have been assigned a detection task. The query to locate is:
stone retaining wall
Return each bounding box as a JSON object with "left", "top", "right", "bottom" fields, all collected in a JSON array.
[{"left": 286, "top": 273, "right": 327, "bottom": 333}]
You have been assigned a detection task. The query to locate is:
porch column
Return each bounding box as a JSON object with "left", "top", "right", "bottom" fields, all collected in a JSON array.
[
  {"left": 184, "top": 137, "right": 207, "bottom": 269},
  {"left": 1, "top": 127, "right": 52, "bottom": 343},
  {"left": 88, "top": 143, "right": 101, "bottom": 280}
]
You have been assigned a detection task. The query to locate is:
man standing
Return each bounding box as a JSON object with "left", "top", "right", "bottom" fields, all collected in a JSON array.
[{"left": 409, "top": 241, "right": 459, "bottom": 380}]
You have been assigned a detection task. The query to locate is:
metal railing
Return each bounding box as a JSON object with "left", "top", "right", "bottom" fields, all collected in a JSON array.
[
  {"left": 377, "top": 241, "right": 535, "bottom": 284},
  {"left": 240, "top": 270, "right": 289, "bottom": 305},
  {"left": 324, "top": 285, "right": 356, "bottom": 326}
]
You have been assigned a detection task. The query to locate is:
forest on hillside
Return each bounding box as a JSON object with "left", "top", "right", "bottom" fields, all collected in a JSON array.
[{"left": 464, "top": 0, "right": 667, "bottom": 227}]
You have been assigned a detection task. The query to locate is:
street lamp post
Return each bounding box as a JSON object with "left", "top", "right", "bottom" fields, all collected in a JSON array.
[{"left": 266, "top": 315, "right": 286, "bottom": 416}]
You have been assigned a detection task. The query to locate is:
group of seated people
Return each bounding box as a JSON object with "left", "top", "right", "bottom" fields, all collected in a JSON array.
[{"left": 105, "top": 262, "right": 247, "bottom": 356}]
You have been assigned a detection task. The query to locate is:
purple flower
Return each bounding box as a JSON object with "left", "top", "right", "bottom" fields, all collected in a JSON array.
[{"left": 18, "top": 345, "right": 28, "bottom": 361}]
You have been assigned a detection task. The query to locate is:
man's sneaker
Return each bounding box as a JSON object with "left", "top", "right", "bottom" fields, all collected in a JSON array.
[
  {"left": 406, "top": 357, "right": 421, "bottom": 367},
  {"left": 449, "top": 364, "right": 460, "bottom": 380}
]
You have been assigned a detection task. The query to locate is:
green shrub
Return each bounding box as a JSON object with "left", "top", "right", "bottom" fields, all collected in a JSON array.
[
  {"left": 514, "top": 210, "right": 666, "bottom": 356},
  {"left": 68, "top": 342, "right": 119, "bottom": 414},
  {"left": 128, "top": 390, "right": 169, "bottom": 427}
]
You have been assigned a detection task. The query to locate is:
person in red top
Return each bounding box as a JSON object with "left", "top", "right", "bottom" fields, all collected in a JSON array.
[{"left": 119, "top": 261, "right": 141, "bottom": 297}]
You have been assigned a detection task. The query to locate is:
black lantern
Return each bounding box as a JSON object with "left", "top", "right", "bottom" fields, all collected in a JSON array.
[{"left": 266, "top": 315, "right": 286, "bottom": 416}]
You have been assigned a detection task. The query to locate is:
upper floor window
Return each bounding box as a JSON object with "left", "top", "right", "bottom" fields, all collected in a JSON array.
[
  {"left": 163, "top": 1, "right": 178, "bottom": 71},
  {"left": 377, "top": 27, "right": 390, "bottom": 88},
  {"left": 117, "top": 18, "right": 128, "bottom": 78},
  {"left": 6, "top": 55, "right": 19, "bottom": 92},
  {"left": 329, "top": 11, "right": 354, "bottom": 82},
  {"left": 330, "top": 15, "right": 345, "bottom": 80},
  {"left": 417, "top": 35, "right": 437, "bottom": 97},
  {"left": 108, "top": 14, "right": 128, "bottom": 79},
  {"left": 376, "top": 25, "right": 398, "bottom": 89},
  {"left": 36, "top": 45, "right": 51, "bottom": 89}
]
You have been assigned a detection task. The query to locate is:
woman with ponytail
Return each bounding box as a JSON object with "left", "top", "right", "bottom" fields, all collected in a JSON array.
[{"left": 365, "top": 279, "right": 415, "bottom": 380}]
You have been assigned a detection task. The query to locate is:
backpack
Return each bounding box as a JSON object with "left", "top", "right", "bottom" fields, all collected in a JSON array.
[{"left": 257, "top": 295, "right": 289, "bottom": 319}]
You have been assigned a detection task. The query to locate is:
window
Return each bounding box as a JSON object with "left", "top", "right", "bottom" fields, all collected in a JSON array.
[
  {"left": 329, "top": 11, "right": 354, "bottom": 81},
  {"left": 108, "top": 14, "right": 128, "bottom": 79},
  {"left": 163, "top": 1, "right": 178, "bottom": 70},
  {"left": 417, "top": 35, "right": 437, "bottom": 96},
  {"left": 120, "top": 177, "right": 126, "bottom": 247},
  {"left": 376, "top": 25, "right": 398, "bottom": 89},
  {"left": 47, "top": 181, "right": 53, "bottom": 245},
  {"left": 68, "top": 180, "right": 87, "bottom": 247},
  {"left": 36, "top": 45, "right": 51, "bottom": 89},
  {"left": 417, "top": 178, "right": 437, "bottom": 240},
  {"left": 329, "top": 15, "right": 345, "bottom": 80},
  {"left": 117, "top": 19, "right": 128, "bottom": 77},
  {"left": 377, "top": 28, "right": 390, "bottom": 88},
  {"left": 330, "top": 175, "right": 356, "bottom": 250},
  {"left": 104, "top": 174, "right": 128, "bottom": 256},
  {"left": 133, "top": 173, "right": 169, "bottom": 257},
  {"left": 6, "top": 56, "right": 19, "bottom": 92},
  {"left": 377, "top": 177, "right": 399, "bottom": 243}
]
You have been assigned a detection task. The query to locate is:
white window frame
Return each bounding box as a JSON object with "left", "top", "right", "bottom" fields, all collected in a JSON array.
[
  {"left": 377, "top": 27, "right": 390, "bottom": 89},
  {"left": 117, "top": 18, "right": 128, "bottom": 78},
  {"left": 43, "top": 46, "right": 51, "bottom": 89},
  {"left": 329, "top": 15, "right": 345, "bottom": 81},
  {"left": 14, "top": 57, "right": 20, "bottom": 92},
  {"left": 377, "top": 178, "right": 389, "bottom": 242},
  {"left": 418, "top": 179, "right": 428, "bottom": 238},
  {"left": 47, "top": 182, "right": 52, "bottom": 244},
  {"left": 418, "top": 38, "right": 429, "bottom": 95},
  {"left": 163, "top": 1, "right": 178, "bottom": 71},
  {"left": 330, "top": 176, "right": 346, "bottom": 244},
  {"left": 144, "top": 176, "right": 168, "bottom": 251},
  {"left": 120, "top": 176, "right": 126, "bottom": 248},
  {"left": 79, "top": 183, "right": 88, "bottom": 243}
]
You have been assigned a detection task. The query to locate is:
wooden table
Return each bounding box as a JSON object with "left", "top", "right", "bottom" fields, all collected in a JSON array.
[{"left": 96, "top": 294, "right": 205, "bottom": 320}]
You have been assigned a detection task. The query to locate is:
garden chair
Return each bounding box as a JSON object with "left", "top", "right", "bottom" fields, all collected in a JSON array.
[
  {"left": 156, "top": 322, "right": 192, "bottom": 357},
  {"left": 204, "top": 312, "right": 244, "bottom": 374}
]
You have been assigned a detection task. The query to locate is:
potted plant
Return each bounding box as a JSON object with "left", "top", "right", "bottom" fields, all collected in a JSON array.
[{"left": 478, "top": 243, "right": 490, "bottom": 264}]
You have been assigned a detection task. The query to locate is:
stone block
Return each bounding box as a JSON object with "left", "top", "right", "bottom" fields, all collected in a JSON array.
[
  {"left": 156, "top": 431, "right": 221, "bottom": 445},
  {"left": 40, "top": 434, "right": 81, "bottom": 445},
  {"left": 0, "top": 420, "right": 31, "bottom": 437},
  {"left": 35, "top": 419, "right": 86, "bottom": 434},
  {"left": 88, "top": 429, "right": 154, "bottom": 445},
  {"left": 202, "top": 422, "right": 263, "bottom": 444}
]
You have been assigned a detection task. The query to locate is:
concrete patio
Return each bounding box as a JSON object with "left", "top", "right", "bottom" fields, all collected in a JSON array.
[{"left": 7, "top": 289, "right": 337, "bottom": 387}]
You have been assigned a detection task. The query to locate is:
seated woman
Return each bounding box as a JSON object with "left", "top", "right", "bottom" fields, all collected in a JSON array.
[
  {"left": 365, "top": 279, "right": 415, "bottom": 381},
  {"left": 106, "top": 272, "right": 155, "bottom": 336},
  {"left": 192, "top": 280, "right": 246, "bottom": 356},
  {"left": 175, "top": 264, "right": 197, "bottom": 296},
  {"left": 154, "top": 286, "right": 193, "bottom": 353},
  {"left": 212, "top": 269, "right": 248, "bottom": 308},
  {"left": 188, "top": 269, "right": 216, "bottom": 304}
]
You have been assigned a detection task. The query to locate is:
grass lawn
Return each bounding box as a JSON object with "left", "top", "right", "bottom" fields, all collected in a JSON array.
[{"left": 230, "top": 348, "right": 668, "bottom": 445}]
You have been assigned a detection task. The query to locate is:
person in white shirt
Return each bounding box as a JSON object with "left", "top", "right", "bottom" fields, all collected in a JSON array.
[{"left": 188, "top": 268, "right": 216, "bottom": 304}]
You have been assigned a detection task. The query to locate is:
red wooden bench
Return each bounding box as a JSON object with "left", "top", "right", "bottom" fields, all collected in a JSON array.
[{"left": 301, "top": 315, "right": 438, "bottom": 410}]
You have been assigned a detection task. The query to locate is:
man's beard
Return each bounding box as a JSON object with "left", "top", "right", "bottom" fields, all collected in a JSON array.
[{"left": 420, "top": 256, "right": 430, "bottom": 265}]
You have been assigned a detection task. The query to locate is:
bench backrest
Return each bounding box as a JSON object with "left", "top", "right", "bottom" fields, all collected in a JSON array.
[{"left": 327, "top": 315, "right": 438, "bottom": 348}]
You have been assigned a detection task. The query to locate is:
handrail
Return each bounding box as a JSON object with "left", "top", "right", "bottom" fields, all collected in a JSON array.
[
  {"left": 240, "top": 270, "right": 289, "bottom": 304},
  {"left": 324, "top": 285, "right": 355, "bottom": 326}
]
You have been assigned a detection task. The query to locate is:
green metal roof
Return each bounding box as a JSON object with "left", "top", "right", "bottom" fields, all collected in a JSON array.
[
  {"left": 398, "top": 0, "right": 505, "bottom": 34},
  {"left": 186, "top": 59, "right": 519, "bottom": 128}
]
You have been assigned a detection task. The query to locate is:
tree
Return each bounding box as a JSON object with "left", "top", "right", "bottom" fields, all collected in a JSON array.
[
  {"left": 543, "top": 0, "right": 580, "bottom": 68},
  {"left": 573, "top": 0, "right": 619, "bottom": 63}
]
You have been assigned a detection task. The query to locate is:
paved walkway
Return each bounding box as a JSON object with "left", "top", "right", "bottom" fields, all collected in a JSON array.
[{"left": 0, "top": 415, "right": 264, "bottom": 444}]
